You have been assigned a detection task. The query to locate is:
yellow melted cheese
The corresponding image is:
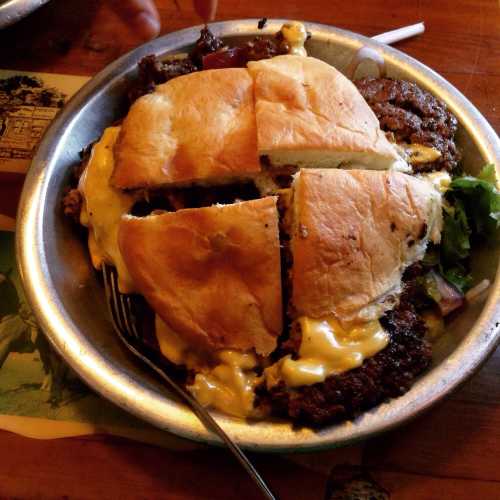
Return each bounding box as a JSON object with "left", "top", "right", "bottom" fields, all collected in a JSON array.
[
  {"left": 155, "top": 315, "right": 205, "bottom": 369},
  {"left": 403, "top": 143, "right": 442, "bottom": 165},
  {"left": 155, "top": 317, "right": 258, "bottom": 418},
  {"left": 269, "top": 316, "right": 389, "bottom": 388},
  {"left": 187, "top": 351, "right": 259, "bottom": 418},
  {"left": 79, "top": 126, "right": 136, "bottom": 293},
  {"left": 281, "top": 22, "right": 308, "bottom": 57}
]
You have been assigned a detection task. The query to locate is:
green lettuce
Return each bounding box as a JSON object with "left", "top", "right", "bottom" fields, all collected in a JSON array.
[
  {"left": 441, "top": 265, "right": 473, "bottom": 292},
  {"left": 441, "top": 200, "right": 470, "bottom": 264},
  {"left": 448, "top": 164, "right": 500, "bottom": 239},
  {"left": 436, "top": 164, "right": 500, "bottom": 292}
]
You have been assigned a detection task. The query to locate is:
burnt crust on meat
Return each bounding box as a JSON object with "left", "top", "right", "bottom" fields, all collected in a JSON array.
[
  {"left": 127, "top": 54, "right": 198, "bottom": 103},
  {"left": 355, "top": 77, "right": 460, "bottom": 173}
]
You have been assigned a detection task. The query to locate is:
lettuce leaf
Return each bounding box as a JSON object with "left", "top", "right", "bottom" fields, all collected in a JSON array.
[
  {"left": 448, "top": 164, "right": 500, "bottom": 239},
  {"left": 435, "top": 164, "right": 500, "bottom": 293},
  {"left": 441, "top": 200, "right": 470, "bottom": 264},
  {"left": 441, "top": 265, "right": 473, "bottom": 292}
]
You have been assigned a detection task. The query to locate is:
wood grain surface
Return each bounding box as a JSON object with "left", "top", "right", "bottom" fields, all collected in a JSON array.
[{"left": 1, "top": 1, "right": 499, "bottom": 499}]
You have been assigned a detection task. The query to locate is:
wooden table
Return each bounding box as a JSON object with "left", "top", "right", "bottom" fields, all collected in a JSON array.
[{"left": 1, "top": 1, "right": 499, "bottom": 498}]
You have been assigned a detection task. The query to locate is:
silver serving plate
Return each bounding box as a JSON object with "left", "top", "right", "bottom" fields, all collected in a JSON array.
[
  {"left": 0, "top": 0, "right": 49, "bottom": 29},
  {"left": 16, "top": 19, "right": 500, "bottom": 452}
]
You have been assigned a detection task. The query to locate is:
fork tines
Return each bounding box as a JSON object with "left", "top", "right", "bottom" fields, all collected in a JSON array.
[{"left": 102, "top": 264, "right": 139, "bottom": 341}]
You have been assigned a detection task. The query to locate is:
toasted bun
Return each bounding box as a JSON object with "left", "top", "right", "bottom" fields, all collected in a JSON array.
[
  {"left": 291, "top": 169, "right": 442, "bottom": 322},
  {"left": 118, "top": 197, "right": 282, "bottom": 355},
  {"left": 112, "top": 68, "right": 260, "bottom": 189},
  {"left": 247, "top": 55, "right": 406, "bottom": 171}
]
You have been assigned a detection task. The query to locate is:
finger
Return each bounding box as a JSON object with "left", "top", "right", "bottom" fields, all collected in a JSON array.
[
  {"left": 109, "top": 0, "right": 161, "bottom": 41},
  {"left": 193, "top": 0, "right": 218, "bottom": 22}
]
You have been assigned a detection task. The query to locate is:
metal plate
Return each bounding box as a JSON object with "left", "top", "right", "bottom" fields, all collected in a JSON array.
[
  {"left": 0, "top": 0, "right": 49, "bottom": 29},
  {"left": 16, "top": 19, "right": 500, "bottom": 452}
]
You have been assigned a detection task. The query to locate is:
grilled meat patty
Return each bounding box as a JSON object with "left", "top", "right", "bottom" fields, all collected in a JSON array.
[{"left": 355, "top": 77, "right": 459, "bottom": 173}]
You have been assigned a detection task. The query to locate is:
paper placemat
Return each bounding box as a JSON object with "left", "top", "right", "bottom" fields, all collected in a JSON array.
[{"left": 0, "top": 70, "right": 89, "bottom": 174}]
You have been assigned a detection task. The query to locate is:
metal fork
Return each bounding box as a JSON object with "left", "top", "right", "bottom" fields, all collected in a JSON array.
[{"left": 102, "top": 264, "right": 276, "bottom": 500}]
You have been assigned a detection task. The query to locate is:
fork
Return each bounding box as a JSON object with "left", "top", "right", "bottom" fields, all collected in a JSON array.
[{"left": 102, "top": 264, "right": 277, "bottom": 500}]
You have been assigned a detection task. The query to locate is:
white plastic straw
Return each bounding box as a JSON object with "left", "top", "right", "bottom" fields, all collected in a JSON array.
[
  {"left": 465, "top": 279, "right": 491, "bottom": 304},
  {"left": 372, "top": 22, "right": 425, "bottom": 45}
]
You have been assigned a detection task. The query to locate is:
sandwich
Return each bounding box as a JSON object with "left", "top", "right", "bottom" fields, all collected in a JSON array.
[
  {"left": 111, "top": 55, "right": 407, "bottom": 193},
  {"left": 118, "top": 196, "right": 282, "bottom": 356},
  {"left": 261, "top": 169, "right": 442, "bottom": 396},
  {"left": 118, "top": 197, "right": 283, "bottom": 417},
  {"left": 248, "top": 55, "right": 407, "bottom": 172},
  {"left": 289, "top": 169, "right": 442, "bottom": 323},
  {"left": 63, "top": 25, "right": 496, "bottom": 426},
  {"left": 112, "top": 68, "right": 261, "bottom": 189}
]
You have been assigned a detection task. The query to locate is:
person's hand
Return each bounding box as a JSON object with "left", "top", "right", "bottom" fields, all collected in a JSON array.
[{"left": 111, "top": 0, "right": 219, "bottom": 42}]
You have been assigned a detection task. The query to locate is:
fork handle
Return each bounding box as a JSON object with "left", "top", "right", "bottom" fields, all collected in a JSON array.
[{"left": 128, "top": 341, "right": 277, "bottom": 500}]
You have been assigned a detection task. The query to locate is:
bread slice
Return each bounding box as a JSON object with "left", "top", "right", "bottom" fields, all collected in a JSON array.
[
  {"left": 247, "top": 55, "right": 407, "bottom": 172},
  {"left": 112, "top": 68, "right": 260, "bottom": 189},
  {"left": 289, "top": 169, "right": 442, "bottom": 322},
  {"left": 118, "top": 197, "right": 282, "bottom": 356}
]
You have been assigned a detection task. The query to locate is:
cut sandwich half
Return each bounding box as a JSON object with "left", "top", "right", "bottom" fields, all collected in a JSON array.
[
  {"left": 118, "top": 196, "right": 283, "bottom": 357},
  {"left": 266, "top": 168, "right": 442, "bottom": 389},
  {"left": 112, "top": 68, "right": 261, "bottom": 189},
  {"left": 118, "top": 196, "right": 283, "bottom": 417},
  {"left": 290, "top": 168, "right": 442, "bottom": 322},
  {"left": 247, "top": 55, "right": 407, "bottom": 173}
]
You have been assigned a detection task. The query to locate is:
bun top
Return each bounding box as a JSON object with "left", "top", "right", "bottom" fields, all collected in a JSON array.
[
  {"left": 112, "top": 68, "right": 261, "bottom": 189},
  {"left": 290, "top": 169, "right": 442, "bottom": 322},
  {"left": 118, "top": 197, "right": 283, "bottom": 356},
  {"left": 248, "top": 55, "right": 405, "bottom": 171}
]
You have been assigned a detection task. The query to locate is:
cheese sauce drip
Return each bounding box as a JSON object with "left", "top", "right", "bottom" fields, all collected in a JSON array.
[
  {"left": 155, "top": 317, "right": 258, "bottom": 417},
  {"left": 155, "top": 315, "right": 204, "bottom": 369},
  {"left": 281, "top": 22, "right": 308, "bottom": 57},
  {"left": 188, "top": 351, "right": 259, "bottom": 418},
  {"left": 268, "top": 316, "right": 389, "bottom": 388},
  {"left": 79, "top": 126, "right": 135, "bottom": 293}
]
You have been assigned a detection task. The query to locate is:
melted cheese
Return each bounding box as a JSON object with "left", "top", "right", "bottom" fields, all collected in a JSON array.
[
  {"left": 281, "top": 22, "right": 308, "bottom": 57},
  {"left": 155, "top": 315, "right": 190, "bottom": 365},
  {"left": 187, "top": 351, "right": 259, "bottom": 418},
  {"left": 155, "top": 317, "right": 259, "bottom": 417},
  {"left": 268, "top": 316, "right": 389, "bottom": 388},
  {"left": 155, "top": 315, "right": 205, "bottom": 369},
  {"left": 403, "top": 144, "right": 442, "bottom": 165},
  {"left": 79, "top": 126, "right": 136, "bottom": 293}
]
